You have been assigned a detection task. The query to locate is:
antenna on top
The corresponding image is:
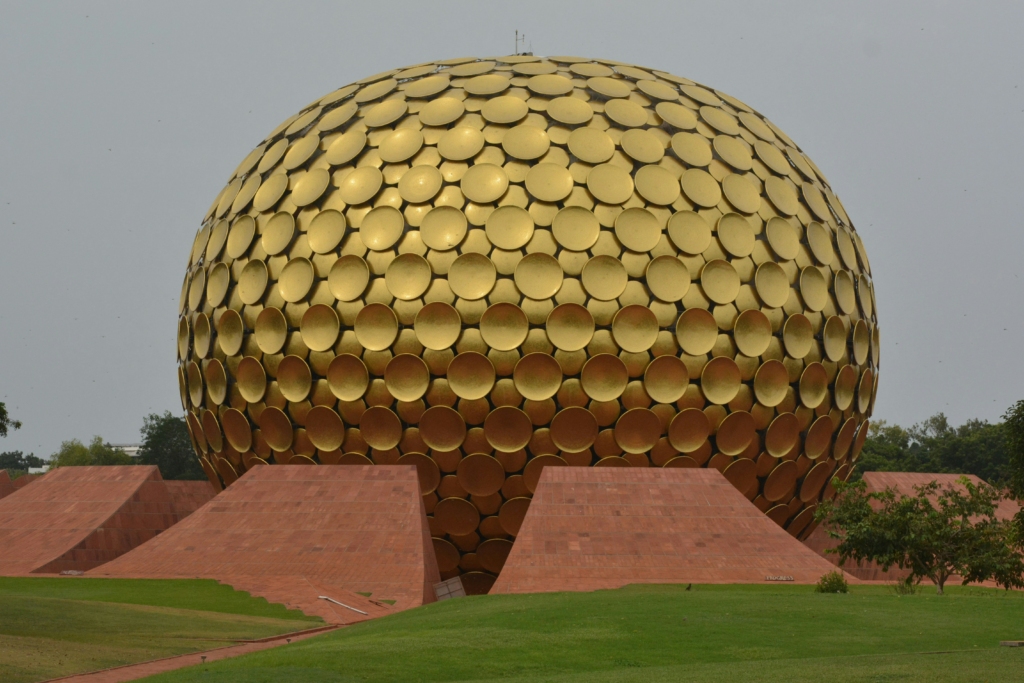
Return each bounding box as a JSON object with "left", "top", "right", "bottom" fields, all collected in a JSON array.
[{"left": 515, "top": 30, "right": 525, "bottom": 56}]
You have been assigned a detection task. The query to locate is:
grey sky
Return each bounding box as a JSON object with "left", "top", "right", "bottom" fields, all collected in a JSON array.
[{"left": 1, "top": 1, "right": 1022, "bottom": 458}]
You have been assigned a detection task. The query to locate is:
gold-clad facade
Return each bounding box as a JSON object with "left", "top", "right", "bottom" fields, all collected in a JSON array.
[{"left": 179, "top": 55, "right": 879, "bottom": 593}]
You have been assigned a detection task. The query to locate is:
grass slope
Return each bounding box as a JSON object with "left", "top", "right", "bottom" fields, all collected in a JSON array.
[
  {"left": 0, "top": 577, "right": 320, "bottom": 683},
  {"left": 142, "top": 584, "right": 1024, "bottom": 683}
]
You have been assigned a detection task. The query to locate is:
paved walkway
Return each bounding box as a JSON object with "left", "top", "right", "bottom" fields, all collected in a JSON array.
[{"left": 42, "top": 624, "right": 341, "bottom": 683}]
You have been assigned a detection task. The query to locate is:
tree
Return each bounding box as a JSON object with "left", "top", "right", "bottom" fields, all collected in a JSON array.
[
  {"left": 0, "top": 451, "right": 45, "bottom": 473},
  {"left": 50, "top": 437, "right": 134, "bottom": 468},
  {"left": 0, "top": 402, "right": 21, "bottom": 438},
  {"left": 816, "top": 477, "right": 1024, "bottom": 594},
  {"left": 1003, "top": 400, "right": 1024, "bottom": 502},
  {"left": 137, "top": 412, "right": 205, "bottom": 480}
]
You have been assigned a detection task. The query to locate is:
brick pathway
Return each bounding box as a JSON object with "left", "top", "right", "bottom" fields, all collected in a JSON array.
[{"left": 42, "top": 624, "right": 341, "bottom": 683}]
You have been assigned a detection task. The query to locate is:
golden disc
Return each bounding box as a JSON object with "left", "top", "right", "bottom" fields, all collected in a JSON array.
[
  {"left": 258, "top": 406, "right": 293, "bottom": 452},
  {"left": 644, "top": 355, "right": 689, "bottom": 403},
  {"left": 236, "top": 356, "right": 267, "bottom": 402},
  {"left": 188, "top": 268, "right": 206, "bottom": 310},
  {"left": 634, "top": 165, "right": 681, "bottom": 206},
  {"left": 292, "top": 168, "right": 330, "bottom": 207},
  {"left": 614, "top": 208, "right": 661, "bottom": 253},
  {"left": 527, "top": 73, "right": 573, "bottom": 95},
  {"left": 545, "top": 96, "right": 593, "bottom": 125},
  {"left": 605, "top": 99, "right": 648, "bottom": 128},
  {"left": 300, "top": 304, "right": 340, "bottom": 352},
  {"left": 201, "top": 410, "right": 223, "bottom": 454},
  {"left": 438, "top": 126, "right": 485, "bottom": 161},
  {"left": 385, "top": 253, "right": 432, "bottom": 300},
  {"left": 503, "top": 125, "right": 551, "bottom": 160},
  {"left": 585, "top": 75, "right": 629, "bottom": 98},
  {"left": 338, "top": 166, "right": 383, "bottom": 205},
  {"left": 800, "top": 266, "right": 828, "bottom": 311},
  {"left": 675, "top": 307, "right": 718, "bottom": 355},
  {"left": 714, "top": 135, "right": 753, "bottom": 171},
  {"left": 404, "top": 74, "right": 449, "bottom": 97},
  {"left": 853, "top": 320, "right": 870, "bottom": 365},
  {"left": 328, "top": 254, "right": 370, "bottom": 301},
  {"left": 221, "top": 408, "right": 253, "bottom": 453},
  {"left": 379, "top": 128, "right": 424, "bottom": 163},
  {"left": 701, "top": 357, "right": 741, "bottom": 405},
  {"left": 460, "top": 163, "right": 509, "bottom": 204},
  {"left": 858, "top": 368, "right": 873, "bottom": 414},
  {"left": 806, "top": 222, "right": 835, "bottom": 265},
  {"left": 327, "top": 353, "right": 368, "bottom": 401},
  {"left": 399, "top": 452, "right": 441, "bottom": 495},
  {"left": 620, "top": 129, "right": 664, "bottom": 164},
  {"left": 513, "top": 353, "right": 563, "bottom": 401},
  {"left": 656, "top": 101, "right": 698, "bottom": 129},
  {"left": 612, "top": 305, "right": 659, "bottom": 353},
  {"left": 354, "top": 303, "right": 399, "bottom": 351},
  {"left": 499, "top": 496, "right": 533, "bottom": 535},
  {"left": 567, "top": 128, "right": 614, "bottom": 164},
  {"left": 277, "top": 355, "right": 312, "bottom": 402},
  {"left": 360, "top": 406, "right": 402, "bottom": 450},
  {"left": 206, "top": 263, "right": 230, "bottom": 307},
  {"left": 646, "top": 255, "right": 690, "bottom": 302},
  {"left": 307, "top": 210, "right": 346, "bottom": 254},
  {"left": 753, "top": 360, "right": 789, "bottom": 407},
  {"left": 238, "top": 260, "right": 268, "bottom": 305},
  {"left": 716, "top": 410, "right": 755, "bottom": 456},
  {"left": 551, "top": 206, "right": 600, "bottom": 251},
  {"left": 765, "top": 176, "right": 799, "bottom": 215},
  {"left": 783, "top": 314, "right": 813, "bottom": 358},
  {"left": 305, "top": 406, "right": 345, "bottom": 452},
  {"left": 256, "top": 307, "right": 288, "bottom": 356},
  {"left": 418, "top": 96, "right": 466, "bottom": 126},
  {"left": 398, "top": 165, "right": 443, "bottom": 204},
  {"left": 765, "top": 217, "right": 799, "bottom": 260},
  {"left": 252, "top": 174, "right": 288, "bottom": 212},
  {"left": 414, "top": 302, "right": 462, "bottom": 350},
  {"left": 733, "top": 309, "right": 772, "bottom": 357},
  {"left": 755, "top": 262, "right": 790, "bottom": 309},
  {"left": 800, "top": 461, "right": 833, "bottom": 501},
  {"left": 717, "top": 213, "right": 755, "bottom": 258},
  {"left": 481, "top": 95, "right": 529, "bottom": 124},
  {"left": 799, "top": 362, "right": 828, "bottom": 409},
  {"left": 421, "top": 205, "right": 468, "bottom": 250},
  {"left": 480, "top": 303, "right": 529, "bottom": 351},
  {"left": 384, "top": 354, "right": 430, "bottom": 402},
  {"left": 699, "top": 105, "right": 738, "bottom": 134},
  {"left": 668, "top": 408, "right": 711, "bottom": 453},
  {"left": 765, "top": 412, "right": 800, "bottom": 457},
  {"left": 834, "top": 418, "right": 858, "bottom": 460},
  {"left": 835, "top": 270, "right": 856, "bottom": 314},
  {"left": 579, "top": 355, "right": 627, "bottom": 403},
  {"left": 226, "top": 215, "right": 256, "bottom": 259},
  {"left": 216, "top": 309, "right": 244, "bottom": 356},
  {"left": 581, "top": 255, "right": 627, "bottom": 301},
  {"left": 680, "top": 168, "right": 722, "bottom": 208},
  {"left": 587, "top": 163, "right": 634, "bottom": 205},
  {"left": 464, "top": 73, "right": 510, "bottom": 95},
  {"left": 514, "top": 252, "right": 563, "bottom": 300},
  {"left": 805, "top": 416, "right": 835, "bottom": 459},
  {"left": 477, "top": 538, "right": 513, "bottom": 574},
  {"left": 667, "top": 211, "right": 712, "bottom": 255},
  {"left": 448, "top": 252, "right": 496, "bottom": 300},
  {"left": 700, "top": 259, "right": 740, "bottom": 304},
  {"left": 278, "top": 258, "right": 314, "bottom": 303},
  {"left": 525, "top": 163, "right": 574, "bottom": 202},
  {"left": 764, "top": 460, "right": 797, "bottom": 501},
  {"left": 324, "top": 129, "right": 366, "bottom": 165},
  {"left": 457, "top": 453, "right": 505, "bottom": 497},
  {"left": 671, "top": 132, "right": 712, "bottom": 167},
  {"left": 484, "top": 406, "right": 532, "bottom": 452},
  {"left": 614, "top": 408, "right": 662, "bottom": 454},
  {"left": 823, "top": 316, "right": 847, "bottom": 362},
  {"left": 204, "top": 359, "right": 227, "bottom": 405},
  {"left": 485, "top": 205, "right": 535, "bottom": 249},
  {"left": 550, "top": 407, "right": 599, "bottom": 452},
  {"left": 360, "top": 205, "right": 405, "bottom": 251},
  {"left": 834, "top": 364, "right": 858, "bottom": 411},
  {"left": 447, "top": 352, "right": 496, "bottom": 400},
  {"left": 420, "top": 405, "right": 467, "bottom": 451},
  {"left": 193, "top": 314, "right": 211, "bottom": 359}
]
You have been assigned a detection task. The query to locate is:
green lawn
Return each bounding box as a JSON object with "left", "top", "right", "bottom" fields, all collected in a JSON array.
[
  {"left": 141, "top": 584, "right": 1024, "bottom": 683},
  {"left": 0, "top": 577, "right": 320, "bottom": 683}
]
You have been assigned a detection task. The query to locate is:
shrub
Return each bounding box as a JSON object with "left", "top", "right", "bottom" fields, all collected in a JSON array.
[{"left": 815, "top": 571, "right": 849, "bottom": 594}]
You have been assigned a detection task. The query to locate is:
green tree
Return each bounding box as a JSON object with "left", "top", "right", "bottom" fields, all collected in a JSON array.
[
  {"left": 0, "top": 451, "right": 45, "bottom": 476},
  {"left": 1003, "top": 400, "right": 1024, "bottom": 502},
  {"left": 816, "top": 477, "right": 1024, "bottom": 594},
  {"left": 50, "top": 437, "right": 134, "bottom": 468},
  {"left": 0, "top": 402, "right": 21, "bottom": 438},
  {"left": 137, "top": 412, "right": 205, "bottom": 480}
]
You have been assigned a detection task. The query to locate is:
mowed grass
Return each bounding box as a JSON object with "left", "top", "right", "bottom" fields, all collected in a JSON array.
[
  {"left": 0, "top": 577, "right": 320, "bottom": 683},
  {"left": 142, "top": 584, "right": 1024, "bottom": 683}
]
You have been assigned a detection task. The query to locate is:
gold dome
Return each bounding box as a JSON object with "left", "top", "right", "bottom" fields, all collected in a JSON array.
[{"left": 178, "top": 55, "right": 879, "bottom": 593}]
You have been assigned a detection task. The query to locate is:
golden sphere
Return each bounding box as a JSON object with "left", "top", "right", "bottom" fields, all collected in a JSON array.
[{"left": 178, "top": 55, "right": 879, "bottom": 593}]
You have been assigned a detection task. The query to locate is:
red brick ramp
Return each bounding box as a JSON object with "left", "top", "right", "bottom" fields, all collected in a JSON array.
[
  {"left": 804, "top": 472, "right": 1022, "bottom": 582},
  {"left": 91, "top": 465, "right": 440, "bottom": 623},
  {"left": 0, "top": 466, "right": 182, "bottom": 575},
  {"left": 491, "top": 467, "right": 843, "bottom": 595}
]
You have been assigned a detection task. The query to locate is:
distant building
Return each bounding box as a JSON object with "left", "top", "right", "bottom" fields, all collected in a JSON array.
[{"left": 112, "top": 444, "right": 142, "bottom": 460}]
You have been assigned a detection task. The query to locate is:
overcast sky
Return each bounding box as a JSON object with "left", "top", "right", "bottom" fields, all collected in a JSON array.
[{"left": 1, "top": 1, "right": 1022, "bottom": 458}]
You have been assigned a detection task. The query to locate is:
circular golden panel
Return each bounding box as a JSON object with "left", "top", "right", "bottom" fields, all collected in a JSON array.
[{"left": 181, "top": 55, "right": 878, "bottom": 584}]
